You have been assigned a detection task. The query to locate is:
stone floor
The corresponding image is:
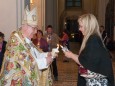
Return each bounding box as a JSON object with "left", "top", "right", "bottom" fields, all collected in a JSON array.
[{"left": 53, "top": 42, "right": 115, "bottom": 86}]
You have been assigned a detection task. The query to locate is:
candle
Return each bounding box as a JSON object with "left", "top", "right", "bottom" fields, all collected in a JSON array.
[
  {"left": 60, "top": 45, "right": 69, "bottom": 52},
  {"left": 57, "top": 44, "right": 59, "bottom": 49},
  {"left": 37, "top": 42, "right": 40, "bottom": 46},
  {"left": 51, "top": 44, "right": 59, "bottom": 58},
  {"left": 47, "top": 35, "right": 51, "bottom": 42},
  {"left": 52, "top": 48, "right": 59, "bottom": 58},
  {"left": 60, "top": 45, "right": 63, "bottom": 49}
]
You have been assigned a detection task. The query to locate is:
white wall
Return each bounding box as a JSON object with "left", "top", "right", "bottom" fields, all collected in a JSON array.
[{"left": 0, "top": 0, "right": 24, "bottom": 41}]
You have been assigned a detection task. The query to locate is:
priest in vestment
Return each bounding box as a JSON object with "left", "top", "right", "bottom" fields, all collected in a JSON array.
[{"left": 0, "top": 7, "right": 54, "bottom": 86}]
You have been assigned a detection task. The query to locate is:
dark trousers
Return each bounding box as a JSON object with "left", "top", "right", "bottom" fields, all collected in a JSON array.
[
  {"left": 0, "top": 53, "right": 4, "bottom": 71},
  {"left": 51, "top": 58, "right": 58, "bottom": 78}
]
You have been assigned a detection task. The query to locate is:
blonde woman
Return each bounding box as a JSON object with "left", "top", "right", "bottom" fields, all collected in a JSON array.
[{"left": 64, "top": 14, "right": 114, "bottom": 86}]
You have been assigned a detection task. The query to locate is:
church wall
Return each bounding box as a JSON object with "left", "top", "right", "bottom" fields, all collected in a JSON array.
[
  {"left": 45, "top": 0, "right": 58, "bottom": 33},
  {"left": 113, "top": 0, "right": 115, "bottom": 41},
  {"left": 58, "top": 0, "right": 99, "bottom": 19},
  {"left": 0, "top": 0, "right": 24, "bottom": 41},
  {"left": 0, "top": 0, "right": 113, "bottom": 40},
  {"left": 58, "top": 0, "right": 100, "bottom": 31},
  {"left": 58, "top": 0, "right": 65, "bottom": 20},
  {"left": 58, "top": 0, "right": 109, "bottom": 31},
  {"left": 0, "top": 0, "right": 45, "bottom": 40},
  {"left": 98, "top": 0, "right": 109, "bottom": 26}
]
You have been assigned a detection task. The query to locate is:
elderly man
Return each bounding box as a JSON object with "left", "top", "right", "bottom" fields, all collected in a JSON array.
[{"left": 0, "top": 7, "right": 54, "bottom": 86}]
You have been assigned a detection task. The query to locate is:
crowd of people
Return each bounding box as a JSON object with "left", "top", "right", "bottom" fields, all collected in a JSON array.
[{"left": 0, "top": 7, "right": 114, "bottom": 86}]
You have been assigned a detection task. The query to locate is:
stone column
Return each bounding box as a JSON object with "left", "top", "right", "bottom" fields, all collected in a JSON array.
[
  {"left": 30, "top": 0, "right": 46, "bottom": 32},
  {"left": 17, "top": 0, "right": 24, "bottom": 28},
  {"left": 37, "top": 0, "right": 46, "bottom": 32},
  {"left": 114, "top": 1, "right": 115, "bottom": 24},
  {"left": 113, "top": 0, "right": 115, "bottom": 41},
  {"left": 45, "top": 0, "right": 58, "bottom": 33},
  {"left": 98, "top": 0, "right": 109, "bottom": 26}
]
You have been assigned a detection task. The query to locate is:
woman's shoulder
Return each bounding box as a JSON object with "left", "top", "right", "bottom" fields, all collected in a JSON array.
[
  {"left": 88, "top": 34, "right": 101, "bottom": 42},
  {"left": 90, "top": 34, "right": 100, "bottom": 39},
  {"left": 87, "top": 34, "right": 102, "bottom": 46}
]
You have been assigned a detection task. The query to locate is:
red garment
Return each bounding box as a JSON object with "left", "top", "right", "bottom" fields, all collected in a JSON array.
[
  {"left": 61, "top": 33, "right": 69, "bottom": 47},
  {"left": 61, "top": 34, "right": 69, "bottom": 41}
]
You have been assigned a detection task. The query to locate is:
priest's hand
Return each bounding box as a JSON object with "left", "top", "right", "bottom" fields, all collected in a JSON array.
[
  {"left": 53, "top": 53, "right": 59, "bottom": 57},
  {"left": 51, "top": 52, "right": 59, "bottom": 58},
  {"left": 46, "top": 52, "right": 53, "bottom": 65}
]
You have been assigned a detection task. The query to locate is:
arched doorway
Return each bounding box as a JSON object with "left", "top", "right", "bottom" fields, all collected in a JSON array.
[
  {"left": 64, "top": 16, "right": 83, "bottom": 42},
  {"left": 105, "top": 0, "right": 114, "bottom": 50}
]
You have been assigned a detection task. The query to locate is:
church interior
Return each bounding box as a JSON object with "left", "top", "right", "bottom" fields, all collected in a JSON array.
[{"left": 0, "top": 0, "right": 115, "bottom": 86}]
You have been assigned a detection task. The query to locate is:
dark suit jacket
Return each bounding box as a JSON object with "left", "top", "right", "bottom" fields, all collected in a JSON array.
[
  {"left": 77, "top": 34, "right": 114, "bottom": 86},
  {"left": 0, "top": 41, "right": 7, "bottom": 70}
]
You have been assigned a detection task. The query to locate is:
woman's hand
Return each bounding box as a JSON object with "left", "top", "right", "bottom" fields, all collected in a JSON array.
[
  {"left": 64, "top": 51, "right": 81, "bottom": 65},
  {"left": 64, "top": 51, "right": 74, "bottom": 58}
]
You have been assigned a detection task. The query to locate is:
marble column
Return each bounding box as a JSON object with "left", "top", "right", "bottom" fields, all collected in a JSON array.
[
  {"left": 37, "top": 0, "right": 46, "bottom": 32},
  {"left": 45, "top": 0, "right": 58, "bottom": 33},
  {"left": 98, "top": 0, "right": 109, "bottom": 26},
  {"left": 29, "top": 0, "right": 46, "bottom": 32},
  {"left": 114, "top": 1, "right": 115, "bottom": 24},
  {"left": 113, "top": 0, "right": 115, "bottom": 41}
]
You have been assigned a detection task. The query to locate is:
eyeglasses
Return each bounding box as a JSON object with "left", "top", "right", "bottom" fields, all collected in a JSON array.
[{"left": 28, "top": 24, "right": 38, "bottom": 30}]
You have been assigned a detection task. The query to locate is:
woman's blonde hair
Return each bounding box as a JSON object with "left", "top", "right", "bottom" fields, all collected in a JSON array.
[{"left": 78, "top": 13, "right": 102, "bottom": 53}]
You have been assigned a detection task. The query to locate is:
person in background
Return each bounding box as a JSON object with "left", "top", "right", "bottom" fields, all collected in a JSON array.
[
  {"left": 44, "top": 25, "right": 60, "bottom": 81},
  {"left": 100, "top": 25, "right": 113, "bottom": 51},
  {"left": 32, "top": 30, "right": 48, "bottom": 52},
  {"left": 0, "top": 7, "right": 54, "bottom": 86},
  {"left": 60, "top": 29, "right": 70, "bottom": 62},
  {"left": 64, "top": 13, "right": 114, "bottom": 86},
  {"left": 100, "top": 25, "right": 107, "bottom": 44},
  {"left": 0, "top": 32, "right": 7, "bottom": 71}
]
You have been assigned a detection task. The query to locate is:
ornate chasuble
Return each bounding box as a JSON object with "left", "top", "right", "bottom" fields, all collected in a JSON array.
[{"left": 0, "top": 30, "right": 52, "bottom": 86}]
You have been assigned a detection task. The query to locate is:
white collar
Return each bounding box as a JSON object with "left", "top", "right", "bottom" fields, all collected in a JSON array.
[{"left": 25, "top": 37, "right": 31, "bottom": 44}]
